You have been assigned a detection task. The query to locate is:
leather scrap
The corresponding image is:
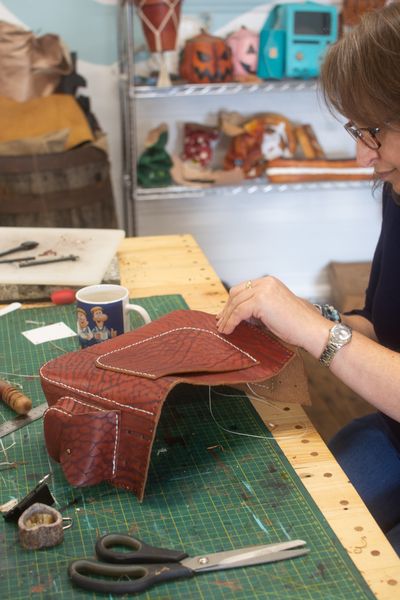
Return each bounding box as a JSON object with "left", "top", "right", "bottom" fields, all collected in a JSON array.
[
  {"left": 40, "top": 309, "right": 310, "bottom": 501},
  {"left": 0, "top": 94, "right": 94, "bottom": 150},
  {"left": 0, "top": 20, "right": 72, "bottom": 102}
]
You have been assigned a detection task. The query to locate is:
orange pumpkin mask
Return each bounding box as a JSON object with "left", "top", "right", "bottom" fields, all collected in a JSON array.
[{"left": 179, "top": 30, "right": 234, "bottom": 84}]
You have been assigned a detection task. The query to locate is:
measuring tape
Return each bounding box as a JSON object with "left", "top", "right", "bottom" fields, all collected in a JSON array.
[{"left": 0, "top": 402, "right": 48, "bottom": 438}]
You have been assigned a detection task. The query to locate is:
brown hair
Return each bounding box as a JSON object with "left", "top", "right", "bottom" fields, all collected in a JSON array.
[{"left": 320, "top": 2, "right": 400, "bottom": 127}]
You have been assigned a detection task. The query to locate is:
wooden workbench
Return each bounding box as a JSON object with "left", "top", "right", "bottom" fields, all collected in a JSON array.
[{"left": 118, "top": 233, "right": 400, "bottom": 600}]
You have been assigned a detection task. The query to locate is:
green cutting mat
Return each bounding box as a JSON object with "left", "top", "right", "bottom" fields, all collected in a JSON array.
[{"left": 0, "top": 296, "right": 375, "bottom": 600}]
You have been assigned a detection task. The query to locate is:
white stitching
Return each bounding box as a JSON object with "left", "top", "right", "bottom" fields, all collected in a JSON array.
[
  {"left": 248, "top": 381, "right": 275, "bottom": 391},
  {"left": 63, "top": 396, "right": 104, "bottom": 411},
  {"left": 40, "top": 364, "right": 154, "bottom": 416},
  {"left": 47, "top": 396, "right": 119, "bottom": 476},
  {"left": 46, "top": 406, "right": 72, "bottom": 418},
  {"left": 112, "top": 413, "right": 119, "bottom": 476},
  {"left": 96, "top": 327, "right": 258, "bottom": 377}
]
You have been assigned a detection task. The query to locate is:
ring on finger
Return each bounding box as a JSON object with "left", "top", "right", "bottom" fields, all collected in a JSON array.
[{"left": 245, "top": 280, "right": 252, "bottom": 289}]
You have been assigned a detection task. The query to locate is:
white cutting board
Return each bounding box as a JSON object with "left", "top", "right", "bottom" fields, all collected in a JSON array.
[{"left": 0, "top": 227, "right": 125, "bottom": 286}]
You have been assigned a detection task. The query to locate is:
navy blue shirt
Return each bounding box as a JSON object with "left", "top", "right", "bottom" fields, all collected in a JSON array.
[{"left": 348, "top": 183, "right": 400, "bottom": 446}]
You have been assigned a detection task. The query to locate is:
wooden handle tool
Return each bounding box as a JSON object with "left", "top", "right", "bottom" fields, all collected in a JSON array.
[{"left": 0, "top": 379, "right": 32, "bottom": 415}]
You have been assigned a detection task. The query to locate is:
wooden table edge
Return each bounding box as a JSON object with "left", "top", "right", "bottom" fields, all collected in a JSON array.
[{"left": 118, "top": 234, "right": 400, "bottom": 599}]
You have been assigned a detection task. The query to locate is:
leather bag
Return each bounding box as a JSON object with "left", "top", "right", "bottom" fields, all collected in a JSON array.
[{"left": 40, "top": 309, "right": 310, "bottom": 501}]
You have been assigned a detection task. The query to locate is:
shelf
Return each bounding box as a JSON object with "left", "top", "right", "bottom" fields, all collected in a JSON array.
[
  {"left": 135, "top": 179, "right": 372, "bottom": 201},
  {"left": 128, "top": 78, "right": 318, "bottom": 100}
]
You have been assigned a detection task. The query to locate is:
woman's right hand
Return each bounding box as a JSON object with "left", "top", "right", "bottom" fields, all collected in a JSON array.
[{"left": 216, "top": 275, "right": 330, "bottom": 357}]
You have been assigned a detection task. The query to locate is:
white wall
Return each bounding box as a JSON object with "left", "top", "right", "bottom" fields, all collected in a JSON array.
[
  {"left": 136, "top": 185, "right": 380, "bottom": 300},
  {"left": 134, "top": 87, "right": 381, "bottom": 299}
]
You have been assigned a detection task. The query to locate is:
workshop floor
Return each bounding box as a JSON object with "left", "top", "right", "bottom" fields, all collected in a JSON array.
[{"left": 301, "top": 350, "right": 374, "bottom": 444}]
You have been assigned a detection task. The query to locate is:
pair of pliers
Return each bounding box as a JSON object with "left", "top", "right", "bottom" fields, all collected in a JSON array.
[{"left": 68, "top": 533, "right": 309, "bottom": 595}]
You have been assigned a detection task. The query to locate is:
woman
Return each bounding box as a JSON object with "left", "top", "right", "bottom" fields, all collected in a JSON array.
[{"left": 217, "top": 3, "right": 400, "bottom": 554}]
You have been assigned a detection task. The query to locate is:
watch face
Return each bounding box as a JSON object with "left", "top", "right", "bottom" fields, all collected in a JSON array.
[{"left": 332, "top": 324, "right": 352, "bottom": 343}]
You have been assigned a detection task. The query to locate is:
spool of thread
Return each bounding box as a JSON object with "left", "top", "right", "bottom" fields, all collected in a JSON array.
[{"left": 0, "top": 379, "right": 32, "bottom": 415}]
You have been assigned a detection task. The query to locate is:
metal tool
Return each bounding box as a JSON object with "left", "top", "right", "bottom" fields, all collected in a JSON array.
[
  {"left": 68, "top": 533, "right": 309, "bottom": 594},
  {"left": 2, "top": 474, "right": 55, "bottom": 522},
  {"left": 0, "top": 256, "right": 36, "bottom": 264},
  {"left": 19, "top": 255, "right": 79, "bottom": 268},
  {"left": 0, "top": 241, "right": 39, "bottom": 258},
  {"left": 0, "top": 402, "right": 48, "bottom": 438}
]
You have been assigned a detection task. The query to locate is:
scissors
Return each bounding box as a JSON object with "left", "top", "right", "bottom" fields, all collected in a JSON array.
[{"left": 68, "top": 533, "right": 309, "bottom": 595}]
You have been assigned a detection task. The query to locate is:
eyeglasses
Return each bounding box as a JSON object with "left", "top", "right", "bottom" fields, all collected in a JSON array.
[{"left": 344, "top": 121, "right": 381, "bottom": 150}]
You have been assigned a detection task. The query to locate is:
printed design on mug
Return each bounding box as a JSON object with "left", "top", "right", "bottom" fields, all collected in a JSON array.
[
  {"left": 90, "top": 306, "right": 118, "bottom": 342},
  {"left": 77, "top": 307, "right": 94, "bottom": 343},
  {"left": 75, "top": 284, "right": 151, "bottom": 348}
]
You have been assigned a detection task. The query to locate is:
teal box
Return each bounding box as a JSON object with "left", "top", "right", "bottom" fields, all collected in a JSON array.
[{"left": 257, "top": 1, "right": 338, "bottom": 80}]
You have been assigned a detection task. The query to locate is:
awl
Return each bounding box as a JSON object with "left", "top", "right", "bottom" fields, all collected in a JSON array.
[{"left": 0, "top": 241, "right": 39, "bottom": 258}]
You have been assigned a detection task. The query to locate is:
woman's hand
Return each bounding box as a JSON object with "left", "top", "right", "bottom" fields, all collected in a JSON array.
[
  {"left": 216, "top": 276, "right": 329, "bottom": 356},
  {"left": 217, "top": 276, "right": 400, "bottom": 422}
]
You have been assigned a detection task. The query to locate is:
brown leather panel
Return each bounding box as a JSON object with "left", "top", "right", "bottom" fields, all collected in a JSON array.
[
  {"left": 234, "top": 347, "right": 311, "bottom": 406},
  {"left": 40, "top": 309, "right": 305, "bottom": 501},
  {"left": 44, "top": 396, "right": 119, "bottom": 487},
  {"left": 97, "top": 325, "right": 259, "bottom": 379},
  {"left": 95, "top": 310, "right": 292, "bottom": 383}
]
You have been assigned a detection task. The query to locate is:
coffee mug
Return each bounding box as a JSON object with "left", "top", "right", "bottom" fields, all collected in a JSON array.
[{"left": 75, "top": 284, "right": 151, "bottom": 348}]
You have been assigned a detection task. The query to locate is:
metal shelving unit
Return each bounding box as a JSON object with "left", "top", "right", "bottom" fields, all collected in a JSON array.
[
  {"left": 118, "top": 0, "right": 137, "bottom": 235},
  {"left": 136, "top": 179, "right": 372, "bottom": 202},
  {"left": 118, "top": 1, "right": 369, "bottom": 235},
  {"left": 131, "top": 78, "right": 318, "bottom": 100}
]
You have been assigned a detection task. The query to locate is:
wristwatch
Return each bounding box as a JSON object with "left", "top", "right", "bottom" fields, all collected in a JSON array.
[{"left": 319, "top": 323, "right": 352, "bottom": 368}]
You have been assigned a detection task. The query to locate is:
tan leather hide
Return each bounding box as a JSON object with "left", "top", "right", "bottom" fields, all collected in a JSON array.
[{"left": 0, "top": 21, "right": 72, "bottom": 102}]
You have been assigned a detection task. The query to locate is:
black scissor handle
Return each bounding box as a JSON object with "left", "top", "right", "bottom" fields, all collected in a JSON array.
[
  {"left": 95, "top": 533, "right": 188, "bottom": 564},
  {"left": 68, "top": 559, "right": 194, "bottom": 595}
]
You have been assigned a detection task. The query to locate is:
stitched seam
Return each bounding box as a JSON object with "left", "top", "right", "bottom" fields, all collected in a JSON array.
[
  {"left": 46, "top": 406, "right": 72, "bottom": 418},
  {"left": 112, "top": 413, "right": 119, "bottom": 476},
  {"left": 47, "top": 397, "right": 119, "bottom": 477},
  {"left": 250, "top": 381, "right": 275, "bottom": 390},
  {"left": 96, "top": 327, "right": 258, "bottom": 376},
  {"left": 65, "top": 396, "right": 104, "bottom": 412},
  {"left": 67, "top": 395, "right": 119, "bottom": 474},
  {"left": 40, "top": 364, "right": 154, "bottom": 416}
]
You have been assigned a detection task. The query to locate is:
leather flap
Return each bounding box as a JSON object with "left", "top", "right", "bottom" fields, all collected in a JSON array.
[
  {"left": 43, "top": 396, "right": 120, "bottom": 487},
  {"left": 96, "top": 326, "right": 259, "bottom": 379}
]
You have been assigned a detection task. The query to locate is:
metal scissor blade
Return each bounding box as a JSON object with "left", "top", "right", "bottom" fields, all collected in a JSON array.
[{"left": 183, "top": 540, "right": 309, "bottom": 573}]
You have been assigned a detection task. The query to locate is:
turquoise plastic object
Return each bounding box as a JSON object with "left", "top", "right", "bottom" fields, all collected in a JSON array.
[{"left": 257, "top": 2, "right": 338, "bottom": 80}]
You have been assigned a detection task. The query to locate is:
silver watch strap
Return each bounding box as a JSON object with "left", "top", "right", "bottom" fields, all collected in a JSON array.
[{"left": 319, "top": 343, "right": 339, "bottom": 367}]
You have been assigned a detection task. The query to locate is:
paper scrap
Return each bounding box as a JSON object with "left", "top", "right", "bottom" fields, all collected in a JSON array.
[
  {"left": 22, "top": 322, "right": 77, "bottom": 345},
  {"left": 0, "top": 302, "right": 21, "bottom": 317}
]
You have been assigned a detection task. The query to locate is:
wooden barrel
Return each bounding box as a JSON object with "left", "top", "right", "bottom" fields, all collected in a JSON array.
[{"left": 0, "top": 145, "right": 117, "bottom": 228}]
